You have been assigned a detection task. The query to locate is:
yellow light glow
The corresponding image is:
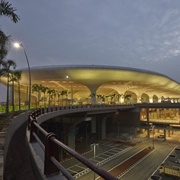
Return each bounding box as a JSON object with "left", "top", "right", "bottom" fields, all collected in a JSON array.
[{"left": 14, "top": 42, "right": 21, "bottom": 48}]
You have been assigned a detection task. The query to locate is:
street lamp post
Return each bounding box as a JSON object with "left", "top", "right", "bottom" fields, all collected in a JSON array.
[
  {"left": 86, "top": 124, "right": 88, "bottom": 145},
  {"left": 151, "top": 125, "right": 155, "bottom": 148},
  {"left": 66, "top": 75, "right": 73, "bottom": 105},
  {"left": 14, "top": 42, "right": 31, "bottom": 110},
  {"left": 85, "top": 117, "right": 92, "bottom": 145},
  {"left": 91, "top": 143, "right": 98, "bottom": 180}
]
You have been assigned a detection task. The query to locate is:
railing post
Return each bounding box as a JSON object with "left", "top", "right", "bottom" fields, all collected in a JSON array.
[
  {"left": 44, "top": 133, "right": 59, "bottom": 176},
  {"left": 30, "top": 119, "right": 38, "bottom": 143},
  {"left": 38, "top": 109, "right": 41, "bottom": 116},
  {"left": 31, "top": 111, "right": 36, "bottom": 119},
  {"left": 28, "top": 111, "right": 36, "bottom": 129},
  {"left": 34, "top": 109, "right": 38, "bottom": 117},
  {"left": 28, "top": 113, "right": 32, "bottom": 130}
]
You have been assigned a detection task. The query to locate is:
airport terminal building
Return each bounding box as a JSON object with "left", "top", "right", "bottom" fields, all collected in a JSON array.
[
  {"left": 1, "top": 64, "right": 179, "bottom": 105},
  {"left": 1, "top": 64, "right": 180, "bottom": 124},
  {"left": 2, "top": 65, "right": 180, "bottom": 179}
]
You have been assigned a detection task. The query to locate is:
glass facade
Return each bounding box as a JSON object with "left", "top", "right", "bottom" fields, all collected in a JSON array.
[{"left": 140, "top": 108, "right": 180, "bottom": 122}]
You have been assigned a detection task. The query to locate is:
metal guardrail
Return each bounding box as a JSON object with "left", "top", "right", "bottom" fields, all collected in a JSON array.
[{"left": 28, "top": 105, "right": 130, "bottom": 180}]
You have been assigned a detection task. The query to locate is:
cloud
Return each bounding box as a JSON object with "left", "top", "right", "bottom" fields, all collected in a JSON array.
[{"left": 2, "top": 0, "right": 180, "bottom": 82}]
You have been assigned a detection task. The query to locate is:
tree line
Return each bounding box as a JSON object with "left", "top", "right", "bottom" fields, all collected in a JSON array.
[
  {"left": 0, "top": 1, "right": 20, "bottom": 114},
  {"left": 32, "top": 84, "right": 71, "bottom": 107}
]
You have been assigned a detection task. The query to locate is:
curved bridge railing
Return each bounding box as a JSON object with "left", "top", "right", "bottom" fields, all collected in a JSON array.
[{"left": 28, "top": 104, "right": 134, "bottom": 180}]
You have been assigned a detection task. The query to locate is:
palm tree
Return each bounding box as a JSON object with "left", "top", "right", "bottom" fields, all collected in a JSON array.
[
  {"left": 96, "top": 94, "right": 101, "bottom": 103},
  {"left": 101, "top": 95, "right": 105, "bottom": 103},
  {"left": 1, "top": 59, "right": 16, "bottom": 113},
  {"left": 41, "top": 85, "right": 48, "bottom": 107},
  {"left": 60, "top": 90, "right": 66, "bottom": 106},
  {"left": 63, "top": 90, "right": 70, "bottom": 105},
  {"left": 9, "top": 70, "right": 15, "bottom": 111},
  {"left": 60, "top": 90, "right": 69, "bottom": 105},
  {"left": 57, "top": 90, "right": 62, "bottom": 106},
  {"left": 0, "top": 30, "right": 10, "bottom": 80},
  {"left": 50, "top": 89, "right": 56, "bottom": 106},
  {"left": 0, "top": 30, "right": 9, "bottom": 65},
  {"left": 14, "top": 71, "right": 21, "bottom": 110},
  {"left": 89, "top": 93, "right": 96, "bottom": 104},
  {"left": 110, "top": 93, "right": 116, "bottom": 101},
  {"left": 32, "top": 84, "right": 40, "bottom": 107},
  {"left": 115, "top": 93, "right": 122, "bottom": 104},
  {"left": 9, "top": 70, "right": 21, "bottom": 110},
  {"left": 47, "top": 88, "right": 54, "bottom": 106},
  {"left": 0, "top": 0, "right": 19, "bottom": 73},
  {"left": 0, "top": 0, "right": 20, "bottom": 23},
  {"left": 124, "top": 94, "right": 131, "bottom": 104},
  {"left": 38, "top": 84, "right": 44, "bottom": 106}
]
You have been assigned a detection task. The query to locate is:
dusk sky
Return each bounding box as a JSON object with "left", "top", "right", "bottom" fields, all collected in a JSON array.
[{"left": 1, "top": 0, "right": 180, "bottom": 83}]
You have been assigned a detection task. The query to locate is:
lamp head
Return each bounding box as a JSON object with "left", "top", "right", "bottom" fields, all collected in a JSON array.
[{"left": 14, "top": 42, "right": 23, "bottom": 48}]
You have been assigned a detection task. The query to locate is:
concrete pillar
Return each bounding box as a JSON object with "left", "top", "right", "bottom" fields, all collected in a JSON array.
[
  {"left": 157, "top": 109, "right": 160, "bottom": 119},
  {"left": 68, "top": 128, "right": 76, "bottom": 150},
  {"left": 147, "top": 108, "right": 150, "bottom": 138},
  {"left": 101, "top": 117, "right": 107, "bottom": 140},
  {"left": 134, "top": 127, "right": 138, "bottom": 136},
  {"left": 91, "top": 117, "right": 96, "bottom": 134},
  {"left": 164, "top": 129, "right": 166, "bottom": 141},
  {"left": 147, "top": 128, "right": 150, "bottom": 138},
  {"left": 146, "top": 108, "right": 149, "bottom": 124},
  {"left": 164, "top": 109, "right": 167, "bottom": 119},
  {"left": 168, "top": 130, "right": 170, "bottom": 137}
]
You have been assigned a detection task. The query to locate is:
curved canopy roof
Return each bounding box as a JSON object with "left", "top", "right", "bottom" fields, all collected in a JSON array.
[{"left": 1, "top": 65, "right": 180, "bottom": 98}]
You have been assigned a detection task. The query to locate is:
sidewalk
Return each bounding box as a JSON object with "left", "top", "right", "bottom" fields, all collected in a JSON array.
[{"left": 0, "top": 125, "right": 9, "bottom": 179}]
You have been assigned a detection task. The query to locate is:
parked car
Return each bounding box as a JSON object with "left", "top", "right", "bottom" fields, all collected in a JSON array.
[
  {"left": 175, "top": 159, "right": 180, "bottom": 164},
  {"left": 158, "top": 134, "right": 165, "bottom": 138},
  {"left": 150, "top": 175, "right": 162, "bottom": 180}
]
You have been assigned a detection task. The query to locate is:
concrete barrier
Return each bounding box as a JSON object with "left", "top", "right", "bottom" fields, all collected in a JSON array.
[{"left": 3, "top": 111, "right": 36, "bottom": 180}]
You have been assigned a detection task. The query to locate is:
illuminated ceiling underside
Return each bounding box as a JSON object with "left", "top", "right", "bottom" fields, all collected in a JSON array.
[{"left": 1, "top": 65, "right": 180, "bottom": 97}]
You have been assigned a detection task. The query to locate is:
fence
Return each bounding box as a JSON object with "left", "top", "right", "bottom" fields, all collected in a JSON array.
[{"left": 28, "top": 105, "right": 122, "bottom": 180}]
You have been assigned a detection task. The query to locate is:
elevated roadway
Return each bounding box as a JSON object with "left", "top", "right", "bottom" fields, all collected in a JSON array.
[{"left": 3, "top": 103, "right": 180, "bottom": 179}]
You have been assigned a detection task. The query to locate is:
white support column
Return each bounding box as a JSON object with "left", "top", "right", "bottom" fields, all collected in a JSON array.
[
  {"left": 88, "top": 85, "right": 99, "bottom": 105},
  {"left": 149, "top": 95, "right": 154, "bottom": 103},
  {"left": 120, "top": 95, "right": 124, "bottom": 104},
  {"left": 158, "top": 97, "right": 161, "bottom": 103},
  {"left": 136, "top": 95, "right": 142, "bottom": 103},
  {"left": 91, "top": 92, "right": 96, "bottom": 105}
]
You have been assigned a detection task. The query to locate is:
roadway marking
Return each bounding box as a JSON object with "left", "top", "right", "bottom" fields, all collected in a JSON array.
[
  {"left": 73, "top": 145, "right": 132, "bottom": 179},
  {"left": 95, "top": 147, "right": 154, "bottom": 180}
]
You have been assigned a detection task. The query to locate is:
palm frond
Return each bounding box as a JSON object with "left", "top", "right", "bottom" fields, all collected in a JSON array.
[{"left": 0, "top": 0, "right": 20, "bottom": 23}]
